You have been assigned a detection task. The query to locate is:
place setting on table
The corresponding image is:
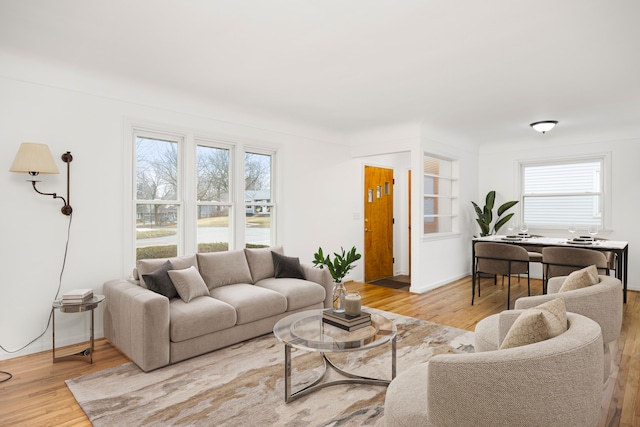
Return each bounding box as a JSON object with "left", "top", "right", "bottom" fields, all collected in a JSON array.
[{"left": 472, "top": 222, "right": 630, "bottom": 302}]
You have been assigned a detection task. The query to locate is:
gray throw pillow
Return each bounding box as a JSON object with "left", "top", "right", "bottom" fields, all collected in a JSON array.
[
  {"left": 271, "top": 251, "right": 305, "bottom": 279},
  {"left": 142, "top": 260, "right": 178, "bottom": 299}
]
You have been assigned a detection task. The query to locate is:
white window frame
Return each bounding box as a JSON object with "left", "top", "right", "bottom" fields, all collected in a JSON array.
[
  {"left": 244, "top": 145, "right": 278, "bottom": 247},
  {"left": 124, "top": 121, "right": 279, "bottom": 270},
  {"left": 422, "top": 153, "right": 459, "bottom": 236},
  {"left": 519, "top": 153, "right": 611, "bottom": 231}
]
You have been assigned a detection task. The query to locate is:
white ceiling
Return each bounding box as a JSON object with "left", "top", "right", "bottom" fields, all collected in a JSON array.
[{"left": 1, "top": 0, "right": 639, "bottom": 142}]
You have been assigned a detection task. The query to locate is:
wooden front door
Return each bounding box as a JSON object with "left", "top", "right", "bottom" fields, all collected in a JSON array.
[{"left": 364, "top": 166, "right": 394, "bottom": 282}]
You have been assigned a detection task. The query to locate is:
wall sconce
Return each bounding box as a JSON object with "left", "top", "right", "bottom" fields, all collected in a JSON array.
[
  {"left": 9, "top": 143, "right": 73, "bottom": 215},
  {"left": 530, "top": 120, "right": 558, "bottom": 134}
]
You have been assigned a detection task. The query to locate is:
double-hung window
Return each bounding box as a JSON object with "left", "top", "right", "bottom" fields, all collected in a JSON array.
[
  {"left": 521, "top": 157, "right": 605, "bottom": 228},
  {"left": 131, "top": 126, "right": 277, "bottom": 261},
  {"left": 135, "top": 131, "right": 182, "bottom": 259},
  {"left": 196, "top": 141, "right": 233, "bottom": 253},
  {"left": 423, "top": 154, "right": 458, "bottom": 234},
  {"left": 244, "top": 150, "right": 275, "bottom": 248}
]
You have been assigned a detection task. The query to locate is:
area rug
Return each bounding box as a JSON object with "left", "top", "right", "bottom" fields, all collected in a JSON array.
[{"left": 66, "top": 308, "right": 474, "bottom": 426}]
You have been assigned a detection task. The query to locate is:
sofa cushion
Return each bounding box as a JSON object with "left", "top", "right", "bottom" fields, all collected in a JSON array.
[
  {"left": 558, "top": 265, "right": 599, "bottom": 292},
  {"left": 210, "top": 283, "right": 287, "bottom": 324},
  {"left": 500, "top": 297, "right": 567, "bottom": 349},
  {"left": 197, "top": 250, "right": 253, "bottom": 290},
  {"left": 168, "top": 266, "right": 210, "bottom": 303},
  {"left": 137, "top": 254, "right": 198, "bottom": 288},
  {"left": 169, "top": 297, "right": 237, "bottom": 342},
  {"left": 256, "top": 277, "right": 325, "bottom": 311},
  {"left": 271, "top": 251, "right": 305, "bottom": 279},
  {"left": 141, "top": 260, "right": 178, "bottom": 299},
  {"left": 244, "top": 246, "right": 284, "bottom": 282}
]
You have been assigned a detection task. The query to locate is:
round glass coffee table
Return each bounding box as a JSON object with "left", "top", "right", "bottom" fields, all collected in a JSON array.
[{"left": 273, "top": 309, "right": 396, "bottom": 402}]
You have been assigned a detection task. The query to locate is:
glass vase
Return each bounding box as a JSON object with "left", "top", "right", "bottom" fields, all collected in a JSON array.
[{"left": 332, "top": 281, "right": 347, "bottom": 313}]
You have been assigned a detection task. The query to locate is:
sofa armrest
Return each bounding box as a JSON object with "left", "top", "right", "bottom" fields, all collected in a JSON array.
[
  {"left": 103, "top": 279, "right": 170, "bottom": 372},
  {"left": 300, "top": 263, "right": 333, "bottom": 309}
]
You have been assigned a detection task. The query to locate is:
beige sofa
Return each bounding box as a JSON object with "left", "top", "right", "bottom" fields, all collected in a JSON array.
[
  {"left": 103, "top": 247, "right": 333, "bottom": 372},
  {"left": 384, "top": 312, "right": 603, "bottom": 427}
]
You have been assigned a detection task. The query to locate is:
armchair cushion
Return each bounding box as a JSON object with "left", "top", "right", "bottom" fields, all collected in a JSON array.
[
  {"left": 558, "top": 265, "right": 599, "bottom": 292},
  {"left": 500, "top": 298, "right": 567, "bottom": 349}
]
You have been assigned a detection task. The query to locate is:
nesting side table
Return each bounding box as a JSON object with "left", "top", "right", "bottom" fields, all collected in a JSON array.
[{"left": 52, "top": 295, "right": 105, "bottom": 364}]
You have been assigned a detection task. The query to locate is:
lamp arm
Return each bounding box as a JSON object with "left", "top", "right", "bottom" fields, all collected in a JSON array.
[
  {"left": 28, "top": 151, "right": 73, "bottom": 216},
  {"left": 30, "top": 180, "right": 68, "bottom": 207}
]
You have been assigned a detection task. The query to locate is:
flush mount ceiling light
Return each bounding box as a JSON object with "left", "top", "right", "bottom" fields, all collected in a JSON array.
[{"left": 530, "top": 120, "right": 558, "bottom": 134}]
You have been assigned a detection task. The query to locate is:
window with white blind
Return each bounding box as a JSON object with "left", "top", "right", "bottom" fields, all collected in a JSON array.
[
  {"left": 521, "top": 158, "right": 604, "bottom": 227},
  {"left": 423, "top": 154, "right": 458, "bottom": 234}
]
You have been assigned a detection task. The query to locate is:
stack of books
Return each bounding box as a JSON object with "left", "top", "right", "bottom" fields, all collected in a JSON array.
[
  {"left": 322, "top": 309, "right": 371, "bottom": 331},
  {"left": 62, "top": 289, "right": 94, "bottom": 305}
]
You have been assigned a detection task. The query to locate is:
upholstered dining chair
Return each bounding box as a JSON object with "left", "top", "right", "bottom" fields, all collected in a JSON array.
[
  {"left": 541, "top": 247, "right": 609, "bottom": 292},
  {"left": 473, "top": 242, "right": 530, "bottom": 309}
]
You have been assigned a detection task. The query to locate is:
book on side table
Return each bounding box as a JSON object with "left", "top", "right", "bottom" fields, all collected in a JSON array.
[
  {"left": 322, "top": 309, "right": 371, "bottom": 331},
  {"left": 62, "top": 289, "right": 94, "bottom": 305}
]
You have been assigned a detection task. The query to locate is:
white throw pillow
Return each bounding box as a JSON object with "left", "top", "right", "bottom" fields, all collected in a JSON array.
[{"left": 168, "top": 266, "right": 210, "bottom": 303}]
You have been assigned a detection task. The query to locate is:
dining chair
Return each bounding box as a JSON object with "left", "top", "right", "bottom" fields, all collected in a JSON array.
[
  {"left": 594, "top": 237, "right": 617, "bottom": 274},
  {"left": 473, "top": 242, "right": 530, "bottom": 309},
  {"left": 541, "top": 247, "right": 609, "bottom": 292}
]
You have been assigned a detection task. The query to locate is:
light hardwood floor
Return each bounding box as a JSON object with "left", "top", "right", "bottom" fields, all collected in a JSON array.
[{"left": 0, "top": 276, "right": 637, "bottom": 426}]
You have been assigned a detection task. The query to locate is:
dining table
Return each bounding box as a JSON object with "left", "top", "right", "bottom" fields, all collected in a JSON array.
[{"left": 472, "top": 235, "right": 629, "bottom": 303}]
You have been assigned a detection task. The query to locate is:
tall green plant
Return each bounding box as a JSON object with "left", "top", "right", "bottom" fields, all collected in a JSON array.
[
  {"left": 471, "top": 191, "right": 518, "bottom": 236},
  {"left": 312, "top": 246, "right": 362, "bottom": 283}
]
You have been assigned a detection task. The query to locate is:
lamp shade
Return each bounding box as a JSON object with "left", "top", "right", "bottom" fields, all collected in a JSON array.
[
  {"left": 530, "top": 121, "right": 558, "bottom": 134},
  {"left": 9, "top": 142, "right": 59, "bottom": 174}
]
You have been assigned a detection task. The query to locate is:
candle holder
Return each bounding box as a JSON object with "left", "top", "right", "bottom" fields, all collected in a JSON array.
[{"left": 344, "top": 292, "right": 362, "bottom": 316}]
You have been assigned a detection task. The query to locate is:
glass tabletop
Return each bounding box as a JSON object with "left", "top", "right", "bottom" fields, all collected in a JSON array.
[{"left": 273, "top": 309, "right": 396, "bottom": 352}]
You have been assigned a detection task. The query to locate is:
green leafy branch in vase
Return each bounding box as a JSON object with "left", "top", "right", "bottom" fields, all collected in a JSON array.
[{"left": 312, "top": 246, "right": 362, "bottom": 283}]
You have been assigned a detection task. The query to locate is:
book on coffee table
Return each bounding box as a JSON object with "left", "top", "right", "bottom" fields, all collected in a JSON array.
[
  {"left": 322, "top": 317, "right": 371, "bottom": 332},
  {"left": 322, "top": 309, "right": 371, "bottom": 327}
]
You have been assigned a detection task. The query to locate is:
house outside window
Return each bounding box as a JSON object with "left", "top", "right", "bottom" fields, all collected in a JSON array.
[
  {"left": 521, "top": 157, "right": 605, "bottom": 229},
  {"left": 423, "top": 154, "right": 458, "bottom": 234},
  {"left": 131, "top": 126, "right": 277, "bottom": 261}
]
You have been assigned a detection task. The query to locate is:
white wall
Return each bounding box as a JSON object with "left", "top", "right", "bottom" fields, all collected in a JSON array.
[
  {"left": 411, "top": 125, "right": 479, "bottom": 293},
  {"left": 347, "top": 123, "right": 480, "bottom": 293},
  {"left": 478, "top": 134, "right": 640, "bottom": 290},
  {"left": 0, "top": 70, "right": 356, "bottom": 360}
]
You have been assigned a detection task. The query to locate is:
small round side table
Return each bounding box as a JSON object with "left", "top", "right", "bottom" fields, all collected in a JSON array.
[{"left": 52, "top": 295, "right": 105, "bottom": 364}]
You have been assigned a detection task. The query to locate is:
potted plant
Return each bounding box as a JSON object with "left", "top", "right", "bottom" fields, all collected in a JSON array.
[
  {"left": 313, "top": 246, "right": 361, "bottom": 312},
  {"left": 471, "top": 190, "right": 518, "bottom": 237}
]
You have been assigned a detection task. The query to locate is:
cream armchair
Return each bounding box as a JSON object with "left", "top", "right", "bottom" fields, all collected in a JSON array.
[
  {"left": 510, "top": 274, "right": 621, "bottom": 383},
  {"left": 384, "top": 313, "right": 603, "bottom": 427}
]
